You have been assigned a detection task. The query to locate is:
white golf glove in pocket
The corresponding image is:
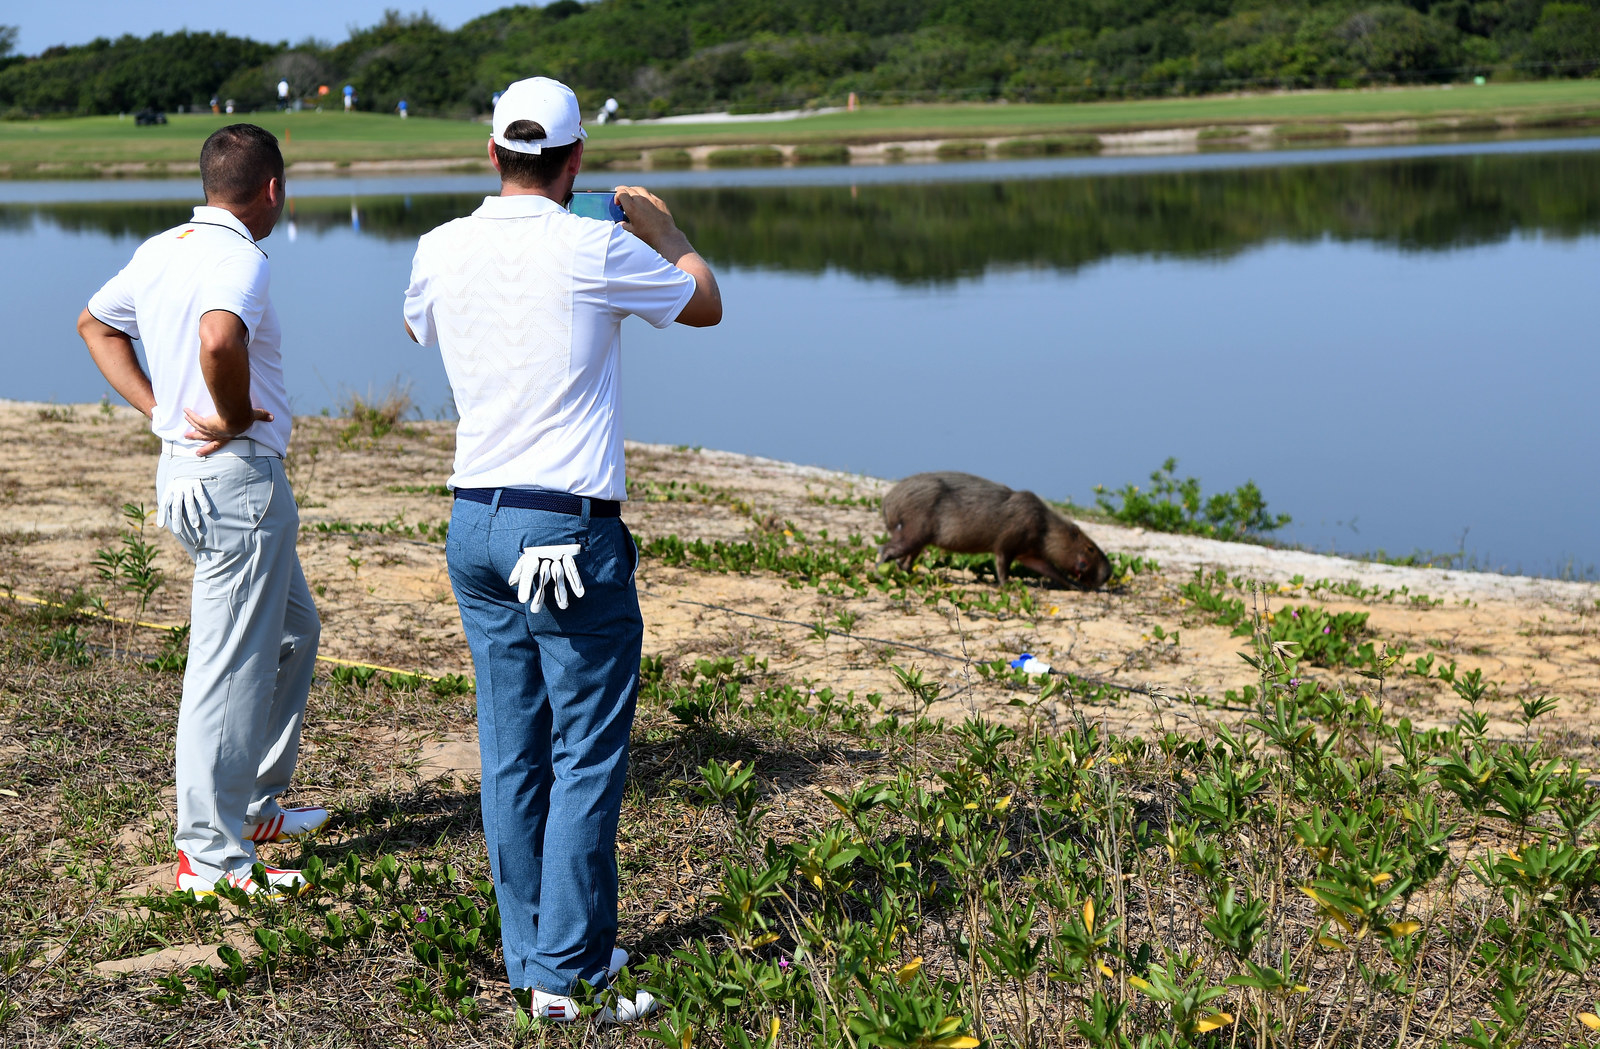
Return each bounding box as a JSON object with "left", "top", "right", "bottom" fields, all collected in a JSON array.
[
  {"left": 507, "top": 543, "right": 585, "bottom": 613},
  {"left": 156, "top": 477, "right": 215, "bottom": 547}
]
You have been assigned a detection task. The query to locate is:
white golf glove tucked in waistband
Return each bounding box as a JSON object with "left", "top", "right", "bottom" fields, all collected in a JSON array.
[
  {"left": 156, "top": 477, "right": 215, "bottom": 547},
  {"left": 508, "top": 544, "right": 585, "bottom": 613}
]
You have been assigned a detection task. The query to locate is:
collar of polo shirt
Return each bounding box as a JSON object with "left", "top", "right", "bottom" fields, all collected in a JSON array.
[
  {"left": 190, "top": 205, "right": 262, "bottom": 248},
  {"left": 491, "top": 77, "right": 588, "bottom": 156},
  {"left": 473, "top": 195, "right": 567, "bottom": 218}
]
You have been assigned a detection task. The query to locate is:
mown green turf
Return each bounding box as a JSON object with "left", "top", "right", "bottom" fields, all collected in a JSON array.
[
  {"left": 0, "top": 111, "right": 489, "bottom": 170},
  {"left": 1, "top": 80, "right": 1597, "bottom": 171},
  {"left": 593, "top": 79, "right": 1600, "bottom": 148}
]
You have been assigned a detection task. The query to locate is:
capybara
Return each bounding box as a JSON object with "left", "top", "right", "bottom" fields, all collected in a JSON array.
[{"left": 878, "top": 472, "right": 1113, "bottom": 589}]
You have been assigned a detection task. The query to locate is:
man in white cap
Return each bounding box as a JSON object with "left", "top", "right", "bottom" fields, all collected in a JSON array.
[
  {"left": 76, "top": 124, "right": 326, "bottom": 898},
  {"left": 403, "top": 76, "right": 721, "bottom": 1024}
]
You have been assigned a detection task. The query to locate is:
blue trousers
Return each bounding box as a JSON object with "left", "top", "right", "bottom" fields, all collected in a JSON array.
[{"left": 445, "top": 495, "right": 642, "bottom": 995}]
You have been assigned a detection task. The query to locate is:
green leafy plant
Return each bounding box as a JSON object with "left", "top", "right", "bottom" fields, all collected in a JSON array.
[
  {"left": 1095, "top": 458, "right": 1290, "bottom": 540},
  {"left": 146, "top": 623, "right": 189, "bottom": 672},
  {"left": 90, "top": 502, "right": 164, "bottom": 654}
]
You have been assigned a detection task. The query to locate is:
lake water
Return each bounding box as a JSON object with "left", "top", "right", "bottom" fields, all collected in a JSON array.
[{"left": 4, "top": 138, "right": 1598, "bottom": 578}]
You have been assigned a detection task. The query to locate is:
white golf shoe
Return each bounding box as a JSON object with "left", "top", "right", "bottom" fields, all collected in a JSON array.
[
  {"left": 529, "top": 948, "right": 653, "bottom": 1024},
  {"left": 243, "top": 805, "right": 330, "bottom": 843},
  {"left": 176, "top": 851, "right": 308, "bottom": 898}
]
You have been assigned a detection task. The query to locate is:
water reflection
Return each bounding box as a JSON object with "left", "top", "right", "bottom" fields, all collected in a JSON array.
[{"left": 6, "top": 149, "right": 1599, "bottom": 284}]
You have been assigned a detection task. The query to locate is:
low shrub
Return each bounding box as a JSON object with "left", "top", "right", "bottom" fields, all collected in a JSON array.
[
  {"left": 1271, "top": 123, "right": 1352, "bottom": 140},
  {"left": 648, "top": 148, "right": 692, "bottom": 168},
  {"left": 1094, "top": 457, "right": 1291, "bottom": 541},
  {"left": 706, "top": 146, "right": 784, "bottom": 167},
  {"left": 995, "top": 134, "right": 1102, "bottom": 156},
  {"left": 583, "top": 147, "right": 642, "bottom": 167},
  {"left": 793, "top": 143, "right": 851, "bottom": 164}
]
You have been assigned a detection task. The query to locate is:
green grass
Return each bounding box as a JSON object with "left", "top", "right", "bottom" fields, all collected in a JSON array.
[
  {"left": 2, "top": 81, "right": 1598, "bottom": 172},
  {"left": 588, "top": 81, "right": 1600, "bottom": 148},
  {"left": 5, "top": 574, "right": 1599, "bottom": 1046},
  {"left": 0, "top": 111, "right": 488, "bottom": 170}
]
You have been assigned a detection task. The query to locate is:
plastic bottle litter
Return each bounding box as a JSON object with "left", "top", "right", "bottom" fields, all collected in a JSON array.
[{"left": 1008, "top": 653, "right": 1052, "bottom": 675}]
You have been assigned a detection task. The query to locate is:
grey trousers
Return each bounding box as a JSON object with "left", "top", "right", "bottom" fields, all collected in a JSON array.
[{"left": 156, "top": 444, "right": 320, "bottom": 881}]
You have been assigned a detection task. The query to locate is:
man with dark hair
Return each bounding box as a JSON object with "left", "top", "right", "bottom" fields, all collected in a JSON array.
[
  {"left": 76, "top": 123, "right": 325, "bottom": 897},
  {"left": 200, "top": 123, "right": 285, "bottom": 204},
  {"left": 403, "top": 76, "right": 721, "bottom": 1024}
]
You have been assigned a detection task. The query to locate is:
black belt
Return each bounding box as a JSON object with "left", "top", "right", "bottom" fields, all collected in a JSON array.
[{"left": 453, "top": 488, "right": 621, "bottom": 517}]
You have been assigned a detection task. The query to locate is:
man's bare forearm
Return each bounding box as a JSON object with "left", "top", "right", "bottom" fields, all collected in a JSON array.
[
  {"left": 649, "top": 229, "right": 722, "bottom": 326},
  {"left": 77, "top": 309, "right": 156, "bottom": 417},
  {"left": 197, "top": 310, "right": 257, "bottom": 434},
  {"left": 613, "top": 185, "right": 723, "bottom": 327}
]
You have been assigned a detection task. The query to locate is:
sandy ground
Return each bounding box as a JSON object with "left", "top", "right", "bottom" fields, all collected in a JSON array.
[{"left": 2, "top": 400, "right": 1596, "bottom": 743}]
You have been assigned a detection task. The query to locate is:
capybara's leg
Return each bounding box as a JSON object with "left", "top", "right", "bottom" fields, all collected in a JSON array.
[{"left": 992, "top": 548, "right": 1011, "bottom": 586}]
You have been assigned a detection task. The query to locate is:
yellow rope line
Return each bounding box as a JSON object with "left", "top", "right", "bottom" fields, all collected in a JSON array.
[
  {"left": 2, "top": 591, "right": 442, "bottom": 681},
  {"left": 5, "top": 590, "right": 183, "bottom": 632}
]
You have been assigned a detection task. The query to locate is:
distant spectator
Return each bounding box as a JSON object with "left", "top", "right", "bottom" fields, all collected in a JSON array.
[
  {"left": 397, "top": 99, "right": 408, "bottom": 119},
  {"left": 210, "top": 96, "right": 220, "bottom": 114},
  {"left": 343, "top": 84, "right": 354, "bottom": 113},
  {"left": 277, "top": 79, "right": 289, "bottom": 111}
]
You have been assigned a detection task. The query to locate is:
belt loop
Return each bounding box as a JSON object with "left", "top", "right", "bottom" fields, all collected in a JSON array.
[
  {"left": 489, "top": 489, "right": 504, "bottom": 516},
  {"left": 580, "top": 497, "right": 592, "bottom": 529},
  {"left": 247, "top": 438, "right": 256, "bottom": 458}
]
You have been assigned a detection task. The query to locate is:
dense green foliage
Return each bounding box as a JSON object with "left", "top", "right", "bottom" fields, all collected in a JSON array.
[
  {"left": 3, "top": 0, "right": 1599, "bottom": 119},
  {"left": 9, "top": 147, "right": 1598, "bottom": 284},
  {"left": 0, "top": 31, "right": 277, "bottom": 116}
]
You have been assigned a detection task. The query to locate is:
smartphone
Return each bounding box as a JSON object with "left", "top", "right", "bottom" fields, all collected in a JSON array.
[{"left": 569, "top": 191, "right": 626, "bottom": 222}]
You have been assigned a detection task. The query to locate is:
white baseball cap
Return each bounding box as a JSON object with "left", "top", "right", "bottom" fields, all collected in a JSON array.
[{"left": 492, "top": 77, "right": 588, "bottom": 155}]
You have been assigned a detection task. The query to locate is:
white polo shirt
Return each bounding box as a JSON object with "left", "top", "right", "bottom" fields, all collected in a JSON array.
[
  {"left": 87, "top": 206, "right": 292, "bottom": 457},
  {"left": 404, "top": 194, "right": 695, "bottom": 499}
]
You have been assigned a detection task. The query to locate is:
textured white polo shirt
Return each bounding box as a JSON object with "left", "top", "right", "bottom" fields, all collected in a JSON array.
[
  {"left": 87, "top": 206, "right": 292, "bottom": 456},
  {"left": 404, "top": 194, "right": 695, "bottom": 499}
]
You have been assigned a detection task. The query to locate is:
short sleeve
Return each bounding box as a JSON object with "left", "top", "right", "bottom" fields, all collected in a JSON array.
[
  {"left": 604, "top": 226, "right": 696, "bottom": 329},
  {"left": 198, "top": 250, "right": 270, "bottom": 343},
  {"left": 403, "top": 240, "right": 438, "bottom": 347},
  {"left": 86, "top": 263, "right": 141, "bottom": 340}
]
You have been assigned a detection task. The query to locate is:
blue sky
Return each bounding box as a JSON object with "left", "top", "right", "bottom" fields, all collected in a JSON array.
[{"left": 8, "top": 2, "right": 521, "bottom": 56}]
